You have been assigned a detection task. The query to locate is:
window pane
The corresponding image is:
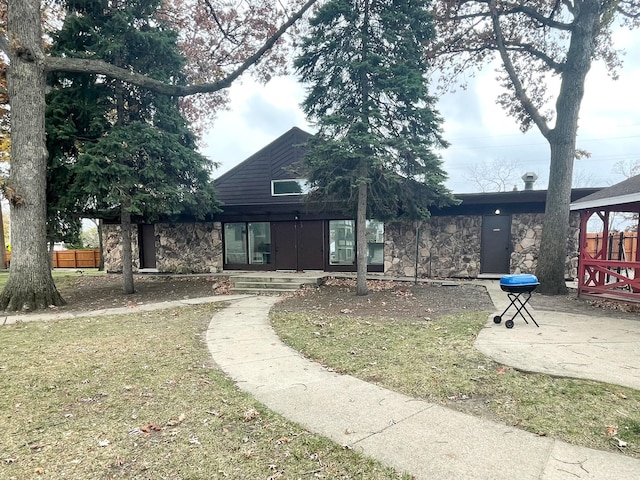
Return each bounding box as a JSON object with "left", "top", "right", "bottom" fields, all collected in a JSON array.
[
  {"left": 272, "top": 179, "right": 309, "bottom": 196},
  {"left": 329, "top": 220, "right": 355, "bottom": 265},
  {"left": 248, "top": 222, "right": 271, "bottom": 265},
  {"left": 366, "top": 220, "right": 384, "bottom": 265},
  {"left": 224, "top": 223, "right": 247, "bottom": 264}
]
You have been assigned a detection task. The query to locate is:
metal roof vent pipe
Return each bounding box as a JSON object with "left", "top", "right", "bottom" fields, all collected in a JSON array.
[{"left": 522, "top": 172, "right": 538, "bottom": 191}]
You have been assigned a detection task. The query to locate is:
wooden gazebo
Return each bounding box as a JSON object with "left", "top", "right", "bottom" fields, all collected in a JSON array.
[{"left": 570, "top": 175, "right": 640, "bottom": 302}]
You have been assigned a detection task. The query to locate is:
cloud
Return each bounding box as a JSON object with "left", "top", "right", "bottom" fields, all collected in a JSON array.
[
  {"left": 200, "top": 29, "right": 639, "bottom": 192},
  {"left": 200, "top": 77, "right": 313, "bottom": 178}
]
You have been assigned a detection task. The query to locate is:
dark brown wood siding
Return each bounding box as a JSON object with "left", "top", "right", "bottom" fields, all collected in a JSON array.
[{"left": 214, "top": 127, "right": 312, "bottom": 207}]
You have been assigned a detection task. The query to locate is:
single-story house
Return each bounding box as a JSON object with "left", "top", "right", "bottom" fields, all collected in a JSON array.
[{"left": 103, "top": 127, "right": 599, "bottom": 279}]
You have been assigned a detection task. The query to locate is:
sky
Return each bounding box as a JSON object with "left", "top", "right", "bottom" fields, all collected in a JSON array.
[{"left": 200, "top": 28, "right": 640, "bottom": 195}]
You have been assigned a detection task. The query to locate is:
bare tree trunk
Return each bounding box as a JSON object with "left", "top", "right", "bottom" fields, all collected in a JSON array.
[
  {"left": 535, "top": 0, "right": 599, "bottom": 295},
  {"left": 98, "top": 219, "right": 104, "bottom": 271},
  {"left": 356, "top": 181, "right": 368, "bottom": 296},
  {"left": 0, "top": 0, "right": 65, "bottom": 311},
  {"left": 121, "top": 201, "right": 135, "bottom": 294}
]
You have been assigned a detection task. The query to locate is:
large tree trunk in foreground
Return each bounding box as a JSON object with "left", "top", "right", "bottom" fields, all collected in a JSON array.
[
  {"left": 536, "top": 139, "right": 574, "bottom": 295},
  {"left": 0, "top": 0, "right": 65, "bottom": 311},
  {"left": 535, "top": 0, "right": 599, "bottom": 295}
]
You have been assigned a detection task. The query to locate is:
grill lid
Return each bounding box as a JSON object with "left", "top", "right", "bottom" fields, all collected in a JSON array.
[{"left": 500, "top": 274, "right": 539, "bottom": 287}]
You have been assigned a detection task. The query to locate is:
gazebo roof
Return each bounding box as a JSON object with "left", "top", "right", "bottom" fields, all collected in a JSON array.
[{"left": 570, "top": 174, "right": 640, "bottom": 211}]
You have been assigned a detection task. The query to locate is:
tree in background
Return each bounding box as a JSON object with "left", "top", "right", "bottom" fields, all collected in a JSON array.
[
  {"left": 295, "top": 0, "right": 454, "bottom": 295},
  {"left": 430, "top": 0, "right": 640, "bottom": 294},
  {"left": 464, "top": 158, "right": 524, "bottom": 192},
  {"left": 0, "top": 0, "right": 316, "bottom": 310},
  {"left": 47, "top": 0, "right": 219, "bottom": 294}
]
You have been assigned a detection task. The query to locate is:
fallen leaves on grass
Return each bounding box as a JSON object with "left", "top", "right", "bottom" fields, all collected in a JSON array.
[{"left": 243, "top": 408, "right": 260, "bottom": 422}]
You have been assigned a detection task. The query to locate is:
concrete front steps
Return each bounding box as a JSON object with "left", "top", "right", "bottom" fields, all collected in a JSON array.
[{"left": 228, "top": 273, "right": 325, "bottom": 294}]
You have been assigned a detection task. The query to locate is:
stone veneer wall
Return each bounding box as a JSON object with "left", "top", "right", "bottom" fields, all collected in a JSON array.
[
  {"left": 509, "top": 213, "right": 543, "bottom": 275},
  {"left": 509, "top": 212, "right": 581, "bottom": 279},
  {"left": 103, "top": 225, "right": 139, "bottom": 272},
  {"left": 384, "top": 212, "right": 581, "bottom": 279},
  {"left": 384, "top": 216, "right": 482, "bottom": 278},
  {"left": 103, "top": 212, "right": 580, "bottom": 278},
  {"left": 103, "top": 222, "right": 223, "bottom": 273}
]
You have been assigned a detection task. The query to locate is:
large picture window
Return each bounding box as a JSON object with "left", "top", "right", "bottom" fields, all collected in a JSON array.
[
  {"left": 328, "top": 220, "right": 384, "bottom": 267},
  {"left": 224, "top": 222, "right": 271, "bottom": 265},
  {"left": 329, "top": 220, "right": 355, "bottom": 265},
  {"left": 366, "top": 220, "right": 384, "bottom": 265}
]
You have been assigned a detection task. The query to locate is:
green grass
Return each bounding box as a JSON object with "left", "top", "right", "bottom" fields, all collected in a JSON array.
[
  {"left": 271, "top": 310, "right": 640, "bottom": 457},
  {"left": 0, "top": 304, "right": 408, "bottom": 479}
]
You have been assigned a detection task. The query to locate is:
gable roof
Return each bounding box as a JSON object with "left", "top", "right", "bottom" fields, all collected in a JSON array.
[
  {"left": 214, "top": 127, "right": 312, "bottom": 206},
  {"left": 570, "top": 174, "right": 640, "bottom": 211}
]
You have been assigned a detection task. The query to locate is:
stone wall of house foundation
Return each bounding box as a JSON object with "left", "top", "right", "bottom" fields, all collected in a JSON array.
[
  {"left": 384, "top": 216, "right": 482, "bottom": 278},
  {"left": 384, "top": 212, "right": 580, "bottom": 279},
  {"left": 510, "top": 213, "right": 543, "bottom": 275},
  {"left": 103, "top": 225, "right": 140, "bottom": 273},
  {"left": 155, "top": 222, "right": 222, "bottom": 273},
  {"left": 510, "top": 212, "right": 581, "bottom": 279},
  {"left": 103, "top": 222, "right": 223, "bottom": 273}
]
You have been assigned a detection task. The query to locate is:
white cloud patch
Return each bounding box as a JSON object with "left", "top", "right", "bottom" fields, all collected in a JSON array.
[{"left": 201, "top": 29, "right": 639, "bottom": 192}]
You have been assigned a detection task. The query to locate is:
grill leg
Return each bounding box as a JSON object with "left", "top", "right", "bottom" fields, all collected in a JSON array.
[{"left": 505, "top": 292, "right": 539, "bottom": 327}]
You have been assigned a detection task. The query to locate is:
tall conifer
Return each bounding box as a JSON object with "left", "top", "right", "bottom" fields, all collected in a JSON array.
[
  {"left": 295, "top": 0, "right": 455, "bottom": 295},
  {"left": 46, "top": 0, "right": 218, "bottom": 293}
]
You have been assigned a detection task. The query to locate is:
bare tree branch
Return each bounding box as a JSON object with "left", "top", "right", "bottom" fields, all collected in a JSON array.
[
  {"left": 44, "top": 0, "right": 318, "bottom": 97},
  {"left": 508, "top": 4, "right": 574, "bottom": 30},
  {"left": 488, "top": 0, "right": 552, "bottom": 138},
  {"left": 503, "top": 41, "right": 564, "bottom": 72}
]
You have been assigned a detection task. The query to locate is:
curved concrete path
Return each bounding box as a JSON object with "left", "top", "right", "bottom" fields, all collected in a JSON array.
[{"left": 206, "top": 295, "right": 640, "bottom": 480}]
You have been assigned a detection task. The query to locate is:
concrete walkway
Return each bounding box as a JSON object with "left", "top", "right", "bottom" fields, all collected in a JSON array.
[
  {"left": 0, "top": 295, "right": 249, "bottom": 325},
  {"left": 476, "top": 280, "right": 640, "bottom": 390},
  {"left": 206, "top": 294, "right": 640, "bottom": 480},
  {"left": 3, "top": 283, "right": 638, "bottom": 478}
]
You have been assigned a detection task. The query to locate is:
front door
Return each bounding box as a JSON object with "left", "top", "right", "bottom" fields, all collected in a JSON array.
[
  {"left": 273, "top": 222, "right": 298, "bottom": 270},
  {"left": 272, "top": 221, "right": 325, "bottom": 271},
  {"left": 298, "top": 221, "right": 325, "bottom": 270},
  {"left": 481, "top": 215, "right": 511, "bottom": 274},
  {"left": 138, "top": 224, "right": 157, "bottom": 269}
]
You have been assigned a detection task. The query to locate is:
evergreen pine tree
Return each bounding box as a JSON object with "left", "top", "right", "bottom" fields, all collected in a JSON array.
[
  {"left": 46, "top": 0, "right": 218, "bottom": 293},
  {"left": 295, "top": 0, "right": 455, "bottom": 295}
]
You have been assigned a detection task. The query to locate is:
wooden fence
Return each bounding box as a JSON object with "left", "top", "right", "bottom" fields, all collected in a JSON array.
[
  {"left": 4, "top": 249, "right": 101, "bottom": 269},
  {"left": 584, "top": 232, "right": 638, "bottom": 261}
]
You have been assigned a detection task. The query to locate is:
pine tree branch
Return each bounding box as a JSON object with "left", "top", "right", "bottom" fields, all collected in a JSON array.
[{"left": 44, "top": 0, "right": 317, "bottom": 97}]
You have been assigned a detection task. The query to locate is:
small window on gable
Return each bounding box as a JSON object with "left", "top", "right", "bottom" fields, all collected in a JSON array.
[{"left": 271, "top": 179, "right": 310, "bottom": 196}]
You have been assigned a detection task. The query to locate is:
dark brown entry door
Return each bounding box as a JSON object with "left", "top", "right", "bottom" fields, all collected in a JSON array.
[
  {"left": 272, "top": 221, "right": 325, "bottom": 271},
  {"left": 273, "top": 222, "right": 298, "bottom": 270},
  {"left": 138, "top": 224, "right": 157, "bottom": 269},
  {"left": 298, "top": 221, "right": 325, "bottom": 270},
  {"left": 481, "top": 215, "right": 511, "bottom": 274}
]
